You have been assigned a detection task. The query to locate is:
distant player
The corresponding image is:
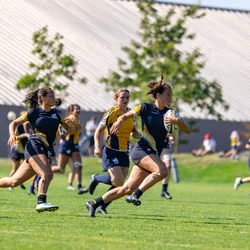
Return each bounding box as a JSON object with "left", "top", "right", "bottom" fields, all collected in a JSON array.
[
  {"left": 234, "top": 141, "right": 250, "bottom": 191},
  {"left": 1, "top": 87, "right": 76, "bottom": 212},
  {"left": 52, "top": 104, "right": 88, "bottom": 195},
  {"left": 9, "top": 111, "right": 31, "bottom": 190}
]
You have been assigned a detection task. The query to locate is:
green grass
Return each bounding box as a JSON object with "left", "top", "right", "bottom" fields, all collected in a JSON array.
[{"left": 0, "top": 155, "right": 250, "bottom": 250}]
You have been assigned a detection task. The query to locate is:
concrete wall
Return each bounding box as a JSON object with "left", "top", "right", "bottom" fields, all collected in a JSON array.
[{"left": 0, "top": 105, "right": 249, "bottom": 157}]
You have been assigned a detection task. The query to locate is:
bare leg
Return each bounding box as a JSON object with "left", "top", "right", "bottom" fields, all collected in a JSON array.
[
  {"left": 52, "top": 154, "right": 69, "bottom": 173},
  {"left": 68, "top": 158, "right": 75, "bottom": 187},
  {"left": 102, "top": 166, "right": 148, "bottom": 203},
  {"left": 9, "top": 160, "right": 21, "bottom": 177},
  {"left": 0, "top": 162, "right": 35, "bottom": 187},
  {"left": 72, "top": 152, "right": 82, "bottom": 187},
  {"left": 107, "top": 166, "right": 129, "bottom": 187},
  {"left": 28, "top": 154, "right": 53, "bottom": 195},
  {"left": 137, "top": 154, "right": 168, "bottom": 192}
]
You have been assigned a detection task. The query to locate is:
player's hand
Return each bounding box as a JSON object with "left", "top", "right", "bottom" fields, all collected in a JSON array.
[
  {"left": 110, "top": 120, "right": 122, "bottom": 134},
  {"left": 164, "top": 114, "right": 177, "bottom": 126},
  {"left": 94, "top": 146, "right": 102, "bottom": 158},
  {"left": 8, "top": 135, "right": 17, "bottom": 146}
]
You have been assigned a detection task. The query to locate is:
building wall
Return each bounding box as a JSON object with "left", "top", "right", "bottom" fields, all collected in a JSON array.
[
  {"left": 0, "top": 105, "right": 104, "bottom": 158},
  {"left": 179, "top": 119, "right": 249, "bottom": 153},
  {"left": 0, "top": 105, "right": 249, "bottom": 158}
]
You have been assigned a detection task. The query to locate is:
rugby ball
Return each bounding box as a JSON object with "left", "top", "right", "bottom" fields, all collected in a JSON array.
[{"left": 163, "top": 109, "right": 181, "bottom": 134}]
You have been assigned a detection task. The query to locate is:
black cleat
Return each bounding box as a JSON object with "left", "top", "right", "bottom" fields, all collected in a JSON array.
[
  {"left": 78, "top": 187, "right": 89, "bottom": 195},
  {"left": 125, "top": 194, "right": 141, "bottom": 206},
  {"left": 96, "top": 206, "right": 108, "bottom": 214},
  {"left": 20, "top": 184, "right": 26, "bottom": 190},
  {"left": 161, "top": 191, "right": 172, "bottom": 200},
  {"left": 88, "top": 174, "right": 98, "bottom": 195},
  {"left": 85, "top": 201, "right": 96, "bottom": 217}
]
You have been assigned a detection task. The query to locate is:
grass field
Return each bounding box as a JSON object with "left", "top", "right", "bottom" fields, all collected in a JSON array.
[{"left": 0, "top": 155, "right": 250, "bottom": 250}]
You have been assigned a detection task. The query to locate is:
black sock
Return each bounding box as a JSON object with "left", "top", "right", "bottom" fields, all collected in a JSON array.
[
  {"left": 101, "top": 186, "right": 115, "bottom": 209},
  {"left": 77, "top": 184, "right": 82, "bottom": 189},
  {"left": 134, "top": 188, "right": 143, "bottom": 199},
  {"left": 37, "top": 194, "right": 46, "bottom": 204},
  {"left": 92, "top": 196, "right": 104, "bottom": 208},
  {"left": 95, "top": 174, "right": 112, "bottom": 185},
  {"left": 162, "top": 184, "right": 168, "bottom": 193}
]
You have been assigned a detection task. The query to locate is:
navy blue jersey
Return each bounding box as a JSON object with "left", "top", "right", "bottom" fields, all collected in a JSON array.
[
  {"left": 21, "top": 107, "right": 63, "bottom": 149},
  {"left": 16, "top": 124, "right": 28, "bottom": 149},
  {"left": 132, "top": 103, "right": 170, "bottom": 154}
]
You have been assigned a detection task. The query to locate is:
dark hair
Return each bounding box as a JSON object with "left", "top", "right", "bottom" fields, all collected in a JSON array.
[
  {"left": 23, "top": 87, "right": 53, "bottom": 108},
  {"left": 67, "top": 104, "right": 81, "bottom": 115},
  {"left": 147, "top": 74, "right": 171, "bottom": 99},
  {"left": 55, "top": 98, "right": 62, "bottom": 107}
]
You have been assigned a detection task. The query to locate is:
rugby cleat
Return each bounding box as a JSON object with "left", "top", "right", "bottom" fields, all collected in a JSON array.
[
  {"left": 234, "top": 177, "right": 242, "bottom": 190},
  {"left": 161, "top": 191, "right": 172, "bottom": 200},
  {"left": 67, "top": 185, "right": 75, "bottom": 190},
  {"left": 85, "top": 201, "right": 96, "bottom": 217},
  {"left": 125, "top": 194, "right": 141, "bottom": 206},
  {"left": 78, "top": 187, "right": 89, "bottom": 195},
  {"left": 88, "top": 174, "right": 98, "bottom": 195},
  {"left": 36, "top": 202, "right": 59, "bottom": 213},
  {"left": 20, "top": 184, "right": 26, "bottom": 190},
  {"left": 96, "top": 206, "right": 108, "bottom": 214}
]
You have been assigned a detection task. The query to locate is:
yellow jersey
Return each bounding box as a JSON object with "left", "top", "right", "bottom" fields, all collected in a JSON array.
[{"left": 101, "top": 106, "right": 135, "bottom": 151}]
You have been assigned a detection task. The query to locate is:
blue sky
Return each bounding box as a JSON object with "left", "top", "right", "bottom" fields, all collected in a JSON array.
[{"left": 160, "top": 0, "right": 250, "bottom": 11}]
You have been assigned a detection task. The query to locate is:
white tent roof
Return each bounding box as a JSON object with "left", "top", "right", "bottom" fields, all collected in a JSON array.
[{"left": 1, "top": 0, "right": 250, "bottom": 121}]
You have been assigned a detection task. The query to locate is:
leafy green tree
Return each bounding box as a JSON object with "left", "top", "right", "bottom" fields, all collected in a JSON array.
[
  {"left": 16, "top": 26, "right": 87, "bottom": 96},
  {"left": 100, "top": 1, "right": 229, "bottom": 120}
]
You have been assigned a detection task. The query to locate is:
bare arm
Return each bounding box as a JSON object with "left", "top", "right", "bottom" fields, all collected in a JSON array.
[
  {"left": 62, "top": 117, "right": 76, "bottom": 135},
  {"left": 94, "top": 123, "right": 106, "bottom": 157},
  {"left": 164, "top": 115, "right": 191, "bottom": 134},
  {"left": 110, "top": 110, "right": 135, "bottom": 134},
  {"left": 8, "top": 116, "right": 26, "bottom": 146},
  {"left": 131, "top": 125, "right": 141, "bottom": 139}
]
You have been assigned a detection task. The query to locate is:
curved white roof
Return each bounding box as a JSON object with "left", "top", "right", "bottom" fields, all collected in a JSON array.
[{"left": 1, "top": 0, "right": 250, "bottom": 120}]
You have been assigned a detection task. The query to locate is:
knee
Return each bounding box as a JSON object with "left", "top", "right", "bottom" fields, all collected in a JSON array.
[
  {"left": 111, "top": 178, "right": 124, "bottom": 187},
  {"left": 9, "top": 178, "right": 20, "bottom": 187},
  {"left": 158, "top": 168, "right": 168, "bottom": 178},
  {"left": 120, "top": 186, "right": 134, "bottom": 195},
  {"left": 41, "top": 172, "right": 54, "bottom": 182}
]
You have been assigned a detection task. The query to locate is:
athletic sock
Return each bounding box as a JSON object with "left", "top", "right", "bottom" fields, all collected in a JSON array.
[
  {"left": 77, "top": 184, "right": 82, "bottom": 189},
  {"left": 29, "top": 185, "right": 35, "bottom": 193},
  {"left": 101, "top": 186, "right": 115, "bottom": 209},
  {"left": 95, "top": 174, "right": 112, "bottom": 185},
  {"left": 162, "top": 184, "right": 168, "bottom": 193},
  {"left": 133, "top": 188, "right": 143, "bottom": 199},
  {"left": 92, "top": 197, "right": 104, "bottom": 208},
  {"left": 37, "top": 194, "right": 46, "bottom": 204}
]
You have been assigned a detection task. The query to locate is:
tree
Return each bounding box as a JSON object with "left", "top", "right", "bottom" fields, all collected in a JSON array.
[
  {"left": 16, "top": 26, "right": 87, "bottom": 96},
  {"left": 100, "top": 1, "right": 229, "bottom": 120}
]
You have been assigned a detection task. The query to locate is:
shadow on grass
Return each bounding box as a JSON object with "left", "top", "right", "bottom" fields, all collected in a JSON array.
[{"left": 173, "top": 200, "right": 249, "bottom": 206}]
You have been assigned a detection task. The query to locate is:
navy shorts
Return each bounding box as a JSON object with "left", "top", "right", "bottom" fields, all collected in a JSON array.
[
  {"left": 163, "top": 139, "right": 171, "bottom": 150},
  {"left": 10, "top": 146, "right": 24, "bottom": 161},
  {"left": 58, "top": 140, "right": 80, "bottom": 157},
  {"left": 50, "top": 147, "right": 56, "bottom": 157},
  {"left": 130, "top": 139, "right": 157, "bottom": 165},
  {"left": 88, "top": 135, "right": 94, "bottom": 147},
  {"left": 102, "top": 146, "right": 130, "bottom": 172},
  {"left": 24, "top": 138, "right": 50, "bottom": 161}
]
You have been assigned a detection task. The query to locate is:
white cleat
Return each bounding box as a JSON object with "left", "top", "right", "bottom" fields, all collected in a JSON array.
[
  {"left": 67, "top": 185, "right": 75, "bottom": 190},
  {"left": 234, "top": 177, "right": 242, "bottom": 191},
  {"left": 36, "top": 202, "right": 59, "bottom": 213}
]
